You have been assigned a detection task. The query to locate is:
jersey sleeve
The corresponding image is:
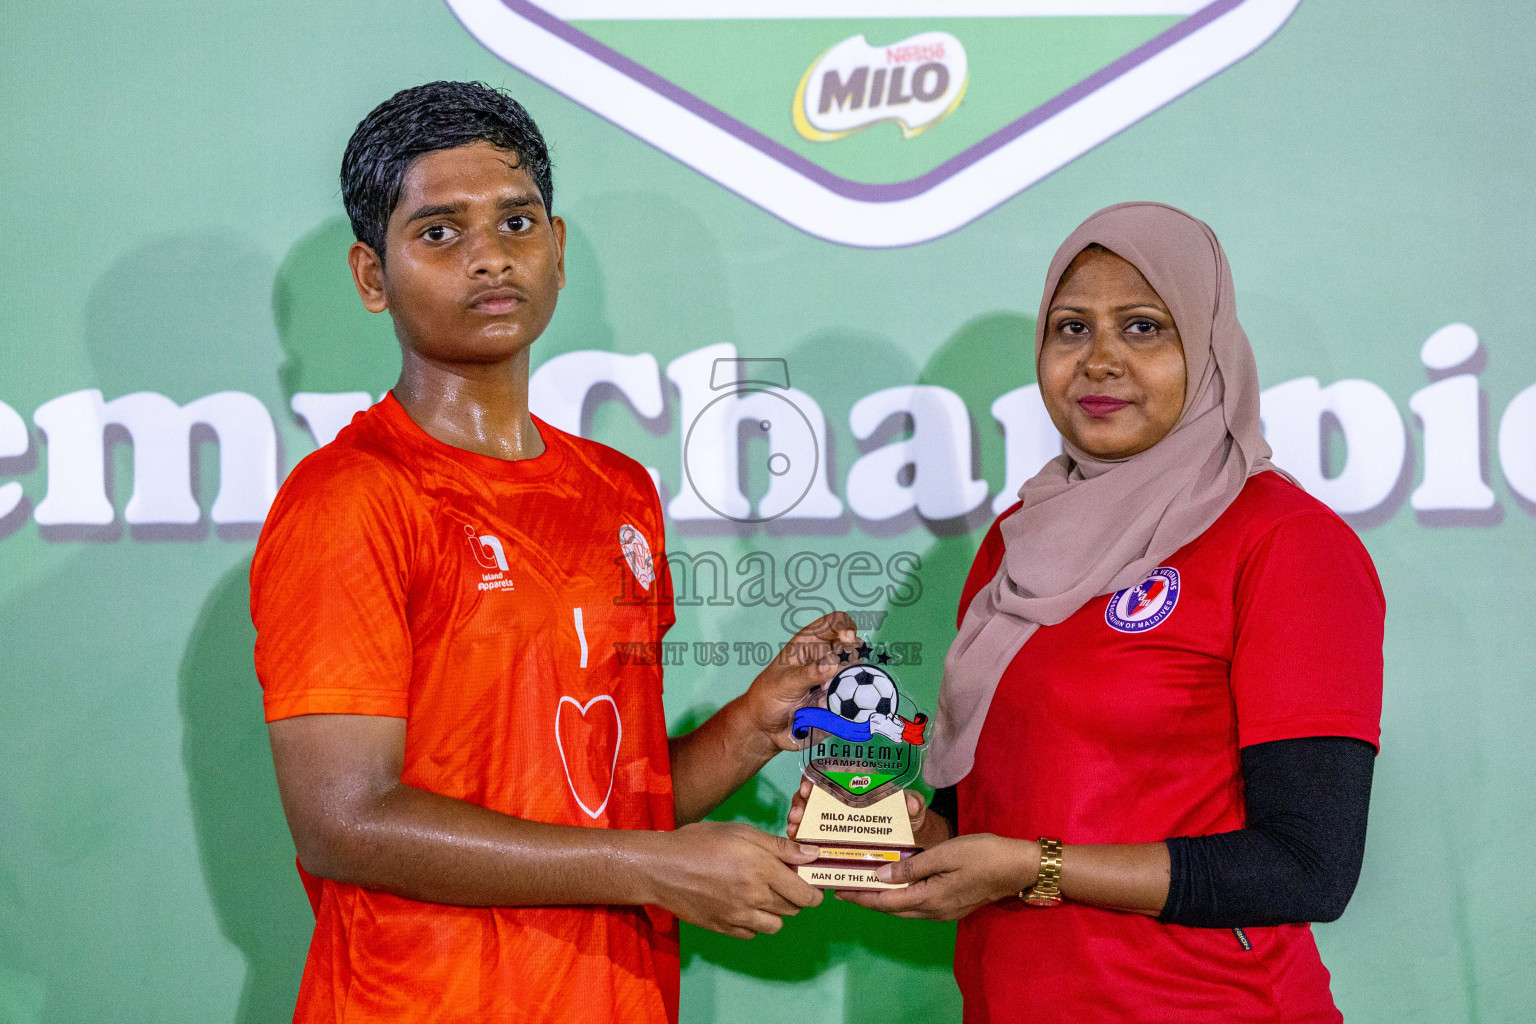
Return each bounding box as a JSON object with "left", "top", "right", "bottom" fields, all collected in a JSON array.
[
  {"left": 956, "top": 503, "right": 1017, "bottom": 629},
  {"left": 250, "top": 453, "right": 416, "bottom": 722},
  {"left": 1231, "top": 511, "right": 1384, "bottom": 750}
]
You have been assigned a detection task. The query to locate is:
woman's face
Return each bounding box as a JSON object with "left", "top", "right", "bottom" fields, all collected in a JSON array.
[{"left": 1039, "top": 247, "right": 1188, "bottom": 460}]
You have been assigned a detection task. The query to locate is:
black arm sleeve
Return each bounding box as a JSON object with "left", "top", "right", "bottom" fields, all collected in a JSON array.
[
  {"left": 928, "top": 785, "right": 958, "bottom": 839},
  {"left": 1160, "top": 735, "right": 1375, "bottom": 928}
]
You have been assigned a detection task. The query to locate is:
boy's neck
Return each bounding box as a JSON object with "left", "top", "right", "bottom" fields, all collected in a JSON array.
[{"left": 392, "top": 347, "right": 546, "bottom": 462}]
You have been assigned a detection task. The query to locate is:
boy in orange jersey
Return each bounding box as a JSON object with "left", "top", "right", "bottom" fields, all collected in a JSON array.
[{"left": 251, "top": 82, "right": 850, "bottom": 1023}]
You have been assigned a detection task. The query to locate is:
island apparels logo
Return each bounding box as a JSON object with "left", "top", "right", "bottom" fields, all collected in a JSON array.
[{"left": 444, "top": 0, "right": 1302, "bottom": 247}]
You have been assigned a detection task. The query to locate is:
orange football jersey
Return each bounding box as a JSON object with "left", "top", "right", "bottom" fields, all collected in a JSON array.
[{"left": 251, "top": 393, "right": 678, "bottom": 1023}]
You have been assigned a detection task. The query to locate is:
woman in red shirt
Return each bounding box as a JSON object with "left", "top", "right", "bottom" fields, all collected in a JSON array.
[{"left": 798, "top": 203, "right": 1383, "bottom": 1022}]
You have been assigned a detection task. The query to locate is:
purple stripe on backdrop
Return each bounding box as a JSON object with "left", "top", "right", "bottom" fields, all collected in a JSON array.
[{"left": 497, "top": 0, "right": 1249, "bottom": 203}]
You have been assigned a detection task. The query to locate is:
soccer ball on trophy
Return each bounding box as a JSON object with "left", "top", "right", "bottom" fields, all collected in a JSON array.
[{"left": 826, "top": 665, "right": 897, "bottom": 723}]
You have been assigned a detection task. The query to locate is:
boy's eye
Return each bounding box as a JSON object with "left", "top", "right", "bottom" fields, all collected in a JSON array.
[
  {"left": 422, "top": 225, "right": 456, "bottom": 242},
  {"left": 505, "top": 215, "right": 532, "bottom": 232}
]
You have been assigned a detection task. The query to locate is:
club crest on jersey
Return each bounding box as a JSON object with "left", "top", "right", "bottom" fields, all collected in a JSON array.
[
  {"left": 1106, "top": 567, "right": 1180, "bottom": 633},
  {"left": 618, "top": 524, "right": 655, "bottom": 591}
]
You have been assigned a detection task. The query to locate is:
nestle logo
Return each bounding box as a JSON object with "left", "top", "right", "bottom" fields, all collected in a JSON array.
[{"left": 885, "top": 43, "right": 945, "bottom": 65}]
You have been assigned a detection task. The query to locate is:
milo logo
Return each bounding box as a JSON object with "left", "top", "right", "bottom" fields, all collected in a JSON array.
[{"left": 794, "top": 32, "right": 968, "bottom": 141}]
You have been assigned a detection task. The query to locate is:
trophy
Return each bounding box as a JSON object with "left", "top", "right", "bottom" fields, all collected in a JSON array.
[{"left": 792, "top": 659, "right": 928, "bottom": 890}]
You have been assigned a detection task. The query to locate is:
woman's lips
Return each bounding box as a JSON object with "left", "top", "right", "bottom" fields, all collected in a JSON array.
[{"left": 1078, "top": 396, "right": 1130, "bottom": 418}]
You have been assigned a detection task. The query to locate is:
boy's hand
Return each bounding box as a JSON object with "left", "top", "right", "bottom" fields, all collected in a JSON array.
[
  {"left": 787, "top": 779, "right": 948, "bottom": 848},
  {"left": 645, "top": 823, "right": 824, "bottom": 939},
  {"left": 742, "top": 612, "right": 860, "bottom": 753}
]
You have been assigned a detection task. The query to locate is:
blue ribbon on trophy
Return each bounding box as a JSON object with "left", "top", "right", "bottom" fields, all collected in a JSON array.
[{"left": 792, "top": 705, "right": 928, "bottom": 746}]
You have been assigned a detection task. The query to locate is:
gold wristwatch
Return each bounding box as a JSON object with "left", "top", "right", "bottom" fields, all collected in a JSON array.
[{"left": 1022, "top": 836, "right": 1064, "bottom": 907}]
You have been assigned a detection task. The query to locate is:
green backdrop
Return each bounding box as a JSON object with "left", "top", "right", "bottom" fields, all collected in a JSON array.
[{"left": 1, "top": 2, "right": 1532, "bottom": 1022}]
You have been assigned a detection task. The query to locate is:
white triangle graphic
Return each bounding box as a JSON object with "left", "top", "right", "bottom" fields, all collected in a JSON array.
[{"left": 446, "top": 0, "right": 1302, "bottom": 246}]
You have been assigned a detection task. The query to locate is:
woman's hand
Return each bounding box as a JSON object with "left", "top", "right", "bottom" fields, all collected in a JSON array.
[
  {"left": 787, "top": 779, "right": 952, "bottom": 849},
  {"left": 835, "top": 834, "right": 1041, "bottom": 921}
]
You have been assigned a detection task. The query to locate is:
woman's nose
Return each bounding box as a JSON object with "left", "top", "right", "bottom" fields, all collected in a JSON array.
[{"left": 1083, "top": 332, "right": 1124, "bottom": 380}]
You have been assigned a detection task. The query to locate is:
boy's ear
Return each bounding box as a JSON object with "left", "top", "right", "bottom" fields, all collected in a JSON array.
[
  {"left": 348, "top": 241, "right": 389, "bottom": 313},
  {"left": 551, "top": 215, "right": 567, "bottom": 292}
]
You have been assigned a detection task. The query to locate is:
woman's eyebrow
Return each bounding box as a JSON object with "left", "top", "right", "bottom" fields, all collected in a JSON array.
[{"left": 1049, "top": 303, "right": 1167, "bottom": 316}]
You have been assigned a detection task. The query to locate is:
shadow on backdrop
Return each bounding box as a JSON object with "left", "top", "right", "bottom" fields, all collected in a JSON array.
[
  {"left": 180, "top": 560, "right": 312, "bottom": 1024},
  {"left": 881, "top": 309, "right": 1037, "bottom": 736},
  {"left": 178, "top": 220, "right": 408, "bottom": 1024},
  {"left": 273, "top": 216, "right": 401, "bottom": 402}
]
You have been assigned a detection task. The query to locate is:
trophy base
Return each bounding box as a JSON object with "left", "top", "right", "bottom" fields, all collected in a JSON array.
[
  {"left": 798, "top": 862, "right": 906, "bottom": 890},
  {"left": 797, "top": 845, "right": 916, "bottom": 890}
]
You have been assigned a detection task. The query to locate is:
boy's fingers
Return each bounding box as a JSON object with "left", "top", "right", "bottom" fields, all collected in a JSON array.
[
  {"left": 745, "top": 910, "right": 784, "bottom": 935},
  {"left": 760, "top": 889, "right": 802, "bottom": 916},
  {"left": 800, "top": 610, "right": 855, "bottom": 641},
  {"left": 789, "top": 612, "right": 859, "bottom": 662},
  {"left": 770, "top": 870, "right": 825, "bottom": 909},
  {"left": 905, "top": 790, "right": 926, "bottom": 819},
  {"left": 769, "top": 834, "right": 821, "bottom": 865},
  {"left": 744, "top": 828, "right": 820, "bottom": 865}
]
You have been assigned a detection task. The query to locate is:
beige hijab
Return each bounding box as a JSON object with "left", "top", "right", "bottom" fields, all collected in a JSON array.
[{"left": 924, "top": 202, "right": 1289, "bottom": 788}]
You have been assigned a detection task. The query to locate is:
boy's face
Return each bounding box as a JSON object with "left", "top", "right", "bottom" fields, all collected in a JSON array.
[{"left": 349, "top": 140, "right": 565, "bottom": 366}]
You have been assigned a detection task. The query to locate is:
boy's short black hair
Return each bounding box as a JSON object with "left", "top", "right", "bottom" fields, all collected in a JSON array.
[{"left": 341, "top": 81, "right": 553, "bottom": 261}]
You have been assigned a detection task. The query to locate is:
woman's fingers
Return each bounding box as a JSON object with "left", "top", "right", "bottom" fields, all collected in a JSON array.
[
  {"left": 833, "top": 878, "right": 937, "bottom": 915},
  {"left": 875, "top": 846, "right": 947, "bottom": 886},
  {"left": 905, "top": 789, "right": 927, "bottom": 832}
]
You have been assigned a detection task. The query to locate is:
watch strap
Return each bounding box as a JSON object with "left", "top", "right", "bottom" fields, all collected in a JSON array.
[{"left": 1022, "top": 836, "right": 1064, "bottom": 907}]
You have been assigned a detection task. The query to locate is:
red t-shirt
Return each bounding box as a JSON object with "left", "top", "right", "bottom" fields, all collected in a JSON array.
[
  {"left": 251, "top": 394, "right": 679, "bottom": 1024},
  {"left": 953, "top": 472, "right": 1383, "bottom": 1024}
]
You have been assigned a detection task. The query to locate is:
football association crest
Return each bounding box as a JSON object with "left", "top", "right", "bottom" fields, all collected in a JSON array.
[
  {"left": 445, "top": 0, "right": 1303, "bottom": 247},
  {"left": 1106, "top": 566, "right": 1180, "bottom": 632}
]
